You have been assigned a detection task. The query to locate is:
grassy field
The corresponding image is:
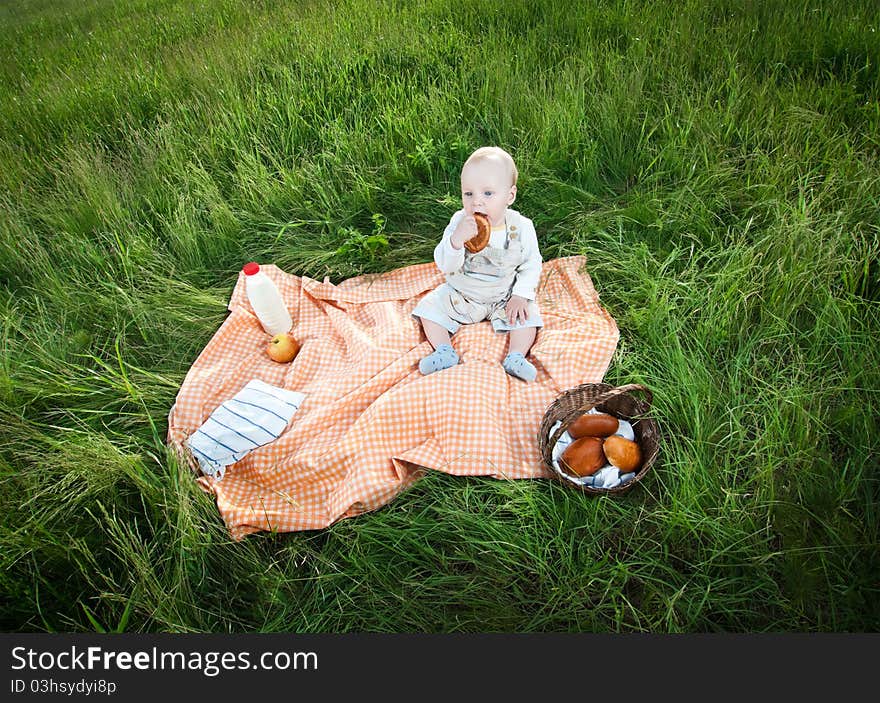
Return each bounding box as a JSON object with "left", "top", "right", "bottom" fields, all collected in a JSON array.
[{"left": 1, "top": 0, "right": 878, "bottom": 633}]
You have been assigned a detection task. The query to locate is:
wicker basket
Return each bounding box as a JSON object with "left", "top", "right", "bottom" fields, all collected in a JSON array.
[{"left": 538, "top": 382, "right": 660, "bottom": 495}]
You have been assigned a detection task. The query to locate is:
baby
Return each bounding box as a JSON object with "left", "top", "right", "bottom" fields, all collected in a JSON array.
[{"left": 412, "top": 146, "right": 543, "bottom": 382}]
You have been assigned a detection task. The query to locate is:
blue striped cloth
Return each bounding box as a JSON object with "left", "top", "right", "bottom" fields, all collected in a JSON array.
[{"left": 187, "top": 379, "right": 306, "bottom": 480}]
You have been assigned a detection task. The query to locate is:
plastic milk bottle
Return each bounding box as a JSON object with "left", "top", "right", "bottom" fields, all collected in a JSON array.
[{"left": 243, "top": 262, "right": 292, "bottom": 336}]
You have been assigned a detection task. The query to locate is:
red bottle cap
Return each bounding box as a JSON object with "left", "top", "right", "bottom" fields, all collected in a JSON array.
[{"left": 243, "top": 262, "right": 260, "bottom": 275}]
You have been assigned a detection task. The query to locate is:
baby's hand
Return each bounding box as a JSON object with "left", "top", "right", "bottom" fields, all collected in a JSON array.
[
  {"left": 506, "top": 295, "right": 530, "bottom": 326},
  {"left": 450, "top": 216, "right": 477, "bottom": 249}
]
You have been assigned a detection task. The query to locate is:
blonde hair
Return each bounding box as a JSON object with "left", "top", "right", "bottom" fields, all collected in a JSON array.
[{"left": 463, "top": 146, "right": 518, "bottom": 186}]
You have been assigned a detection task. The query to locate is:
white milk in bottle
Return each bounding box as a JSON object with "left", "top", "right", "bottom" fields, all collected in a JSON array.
[{"left": 242, "top": 262, "right": 292, "bottom": 336}]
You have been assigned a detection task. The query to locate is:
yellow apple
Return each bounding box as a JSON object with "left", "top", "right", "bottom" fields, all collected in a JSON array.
[{"left": 266, "top": 333, "right": 300, "bottom": 363}]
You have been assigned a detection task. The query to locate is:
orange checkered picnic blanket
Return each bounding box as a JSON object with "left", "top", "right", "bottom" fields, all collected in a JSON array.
[{"left": 167, "top": 255, "right": 619, "bottom": 540}]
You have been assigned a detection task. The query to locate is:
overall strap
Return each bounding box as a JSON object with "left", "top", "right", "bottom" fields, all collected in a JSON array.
[{"left": 503, "top": 209, "right": 524, "bottom": 250}]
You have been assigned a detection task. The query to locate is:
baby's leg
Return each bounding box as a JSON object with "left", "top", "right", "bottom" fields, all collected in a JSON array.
[
  {"left": 418, "top": 318, "right": 459, "bottom": 375},
  {"left": 503, "top": 327, "right": 538, "bottom": 382},
  {"left": 421, "top": 318, "right": 453, "bottom": 350},
  {"left": 507, "top": 326, "right": 537, "bottom": 356}
]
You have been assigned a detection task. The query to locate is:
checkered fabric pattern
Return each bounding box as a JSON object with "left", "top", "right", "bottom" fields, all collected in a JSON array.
[{"left": 166, "top": 255, "right": 619, "bottom": 540}]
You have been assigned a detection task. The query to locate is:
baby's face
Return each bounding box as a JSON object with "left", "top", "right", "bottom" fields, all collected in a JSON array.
[{"left": 460, "top": 160, "right": 516, "bottom": 227}]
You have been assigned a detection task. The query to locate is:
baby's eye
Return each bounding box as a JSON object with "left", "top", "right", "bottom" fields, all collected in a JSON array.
[
  {"left": 484, "top": 191, "right": 493, "bottom": 197},
  {"left": 463, "top": 191, "right": 472, "bottom": 197}
]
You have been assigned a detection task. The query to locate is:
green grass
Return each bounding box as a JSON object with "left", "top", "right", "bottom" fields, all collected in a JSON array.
[{"left": 1, "top": 0, "right": 878, "bottom": 633}]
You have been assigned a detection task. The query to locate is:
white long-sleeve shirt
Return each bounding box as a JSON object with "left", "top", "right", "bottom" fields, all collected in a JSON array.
[{"left": 433, "top": 208, "right": 543, "bottom": 300}]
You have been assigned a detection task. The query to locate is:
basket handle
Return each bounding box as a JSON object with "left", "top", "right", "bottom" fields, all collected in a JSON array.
[
  {"left": 547, "top": 383, "right": 654, "bottom": 456},
  {"left": 585, "top": 383, "right": 653, "bottom": 411}
]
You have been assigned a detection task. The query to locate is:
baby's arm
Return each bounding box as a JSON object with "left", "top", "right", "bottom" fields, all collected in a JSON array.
[
  {"left": 433, "top": 210, "right": 469, "bottom": 273},
  {"left": 511, "top": 217, "right": 543, "bottom": 300}
]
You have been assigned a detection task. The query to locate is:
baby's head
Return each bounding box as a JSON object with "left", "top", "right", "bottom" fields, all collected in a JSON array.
[{"left": 460, "top": 146, "right": 518, "bottom": 226}]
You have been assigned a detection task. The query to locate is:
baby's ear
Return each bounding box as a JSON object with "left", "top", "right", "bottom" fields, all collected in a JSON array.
[{"left": 508, "top": 185, "right": 517, "bottom": 205}]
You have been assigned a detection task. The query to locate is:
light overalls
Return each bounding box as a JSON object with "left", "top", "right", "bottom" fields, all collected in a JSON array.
[{"left": 413, "top": 210, "right": 544, "bottom": 334}]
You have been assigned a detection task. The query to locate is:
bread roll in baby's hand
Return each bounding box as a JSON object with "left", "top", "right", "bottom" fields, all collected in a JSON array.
[{"left": 464, "top": 213, "right": 491, "bottom": 253}]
